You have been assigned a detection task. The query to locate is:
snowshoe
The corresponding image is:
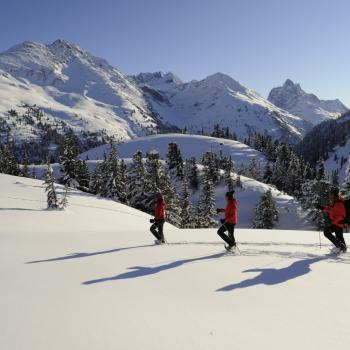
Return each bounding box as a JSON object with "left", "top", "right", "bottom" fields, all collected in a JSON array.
[
  {"left": 154, "top": 239, "right": 166, "bottom": 245},
  {"left": 340, "top": 244, "right": 347, "bottom": 253},
  {"left": 224, "top": 244, "right": 236, "bottom": 253}
]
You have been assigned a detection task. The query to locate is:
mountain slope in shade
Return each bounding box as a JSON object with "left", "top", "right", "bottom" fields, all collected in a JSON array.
[
  {"left": 0, "top": 40, "right": 170, "bottom": 143},
  {"left": 133, "top": 72, "right": 312, "bottom": 144},
  {"left": 268, "top": 79, "right": 348, "bottom": 125}
]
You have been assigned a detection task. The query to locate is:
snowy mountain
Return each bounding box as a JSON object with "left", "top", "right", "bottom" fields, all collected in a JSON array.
[
  {"left": 133, "top": 72, "right": 312, "bottom": 144},
  {"left": 268, "top": 79, "right": 348, "bottom": 125},
  {"left": 0, "top": 40, "right": 172, "bottom": 145},
  {"left": 1, "top": 173, "right": 349, "bottom": 350}
]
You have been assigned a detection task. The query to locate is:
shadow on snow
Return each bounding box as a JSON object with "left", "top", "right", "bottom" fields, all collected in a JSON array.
[
  {"left": 83, "top": 252, "right": 225, "bottom": 285},
  {"left": 216, "top": 254, "right": 336, "bottom": 292},
  {"left": 26, "top": 244, "right": 154, "bottom": 264}
]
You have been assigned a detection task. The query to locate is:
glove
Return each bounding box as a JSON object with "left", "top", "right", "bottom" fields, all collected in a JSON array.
[
  {"left": 216, "top": 208, "right": 221, "bottom": 214},
  {"left": 150, "top": 218, "right": 155, "bottom": 223},
  {"left": 220, "top": 219, "right": 225, "bottom": 224}
]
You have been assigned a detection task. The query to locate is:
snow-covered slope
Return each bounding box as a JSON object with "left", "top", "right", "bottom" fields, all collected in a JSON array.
[
  {"left": 133, "top": 72, "right": 312, "bottom": 143},
  {"left": 324, "top": 138, "right": 350, "bottom": 184},
  {"left": 268, "top": 79, "right": 348, "bottom": 125},
  {"left": 0, "top": 40, "right": 168, "bottom": 143},
  {"left": 80, "top": 133, "right": 266, "bottom": 165},
  {"left": 78, "top": 134, "right": 311, "bottom": 230},
  {"left": 1, "top": 174, "right": 349, "bottom": 350}
]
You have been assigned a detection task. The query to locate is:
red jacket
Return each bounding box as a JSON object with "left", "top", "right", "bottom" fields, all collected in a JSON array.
[
  {"left": 218, "top": 198, "right": 238, "bottom": 224},
  {"left": 154, "top": 198, "right": 166, "bottom": 220},
  {"left": 323, "top": 198, "right": 346, "bottom": 228}
]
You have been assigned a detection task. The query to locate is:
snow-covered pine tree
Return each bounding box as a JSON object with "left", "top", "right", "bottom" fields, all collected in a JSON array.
[
  {"left": 196, "top": 166, "right": 217, "bottom": 228},
  {"left": 75, "top": 159, "right": 90, "bottom": 190},
  {"left": 127, "top": 151, "right": 146, "bottom": 210},
  {"left": 89, "top": 162, "right": 105, "bottom": 195},
  {"left": 159, "top": 171, "right": 182, "bottom": 227},
  {"left": 105, "top": 140, "right": 120, "bottom": 200},
  {"left": 253, "top": 189, "right": 278, "bottom": 229},
  {"left": 59, "top": 183, "right": 69, "bottom": 209},
  {"left": 202, "top": 151, "right": 220, "bottom": 184},
  {"left": 166, "top": 142, "right": 183, "bottom": 179},
  {"left": 0, "top": 144, "right": 20, "bottom": 176},
  {"left": 235, "top": 174, "right": 243, "bottom": 189},
  {"left": 186, "top": 157, "right": 199, "bottom": 191},
  {"left": 117, "top": 159, "right": 128, "bottom": 203},
  {"left": 263, "top": 162, "right": 273, "bottom": 184},
  {"left": 44, "top": 160, "right": 58, "bottom": 209},
  {"left": 179, "top": 170, "right": 194, "bottom": 228},
  {"left": 331, "top": 169, "right": 339, "bottom": 188},
  {"left": 342, "top": 155, "right": 350, "bottom": 197},
  {"left": 20, "top": 148, "right": 30, "bottom": 178},
  {"left": 60, "top": 131, "right": 79, "bottom": 188},
  {"left": 223, "top": 156, "right": 235, "bottom": 191},
  {"left": 143, "top": 151, "right": 163, "bottom": 213},
  {"left": 300, "top": 179, "right": 333, "bottom": 229},
  {"left": 248, "top": 158, "right": 261, "bottom": 181}
]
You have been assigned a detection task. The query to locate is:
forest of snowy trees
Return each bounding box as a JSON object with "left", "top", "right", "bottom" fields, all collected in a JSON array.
[{"left": 2, "top": 122, "right": 350, "bottom": 229}]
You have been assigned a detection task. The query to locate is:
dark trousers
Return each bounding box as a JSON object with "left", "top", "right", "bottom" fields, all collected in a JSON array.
[
  {"left": 150, "top": 219, "right": 165, "bottom": 241},
  {"left": 217, "top": 223, "right": 236, "bottom": 246},
  {"left": 324, "top": 225, "right": 346, "bottom": 248}
]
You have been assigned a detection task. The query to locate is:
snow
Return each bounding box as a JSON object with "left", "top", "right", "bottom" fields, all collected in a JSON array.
[
  {"left": 0, "top": 40, "right": 160, "bottom": 142},
  {"left": 134, "top": 72, "right": 312, "bottom": 143},
  {"left": 80, "top": 133, "right": 266, "bottom": 164},
  {"left": 268, "top": 79, "right": 348, "bottom": 126},
  {"left": 324, "top": 137, "right": 350, "bottom": 183},
  {"left": 1, "top": 173, "right": 349, "bottom": 350}
]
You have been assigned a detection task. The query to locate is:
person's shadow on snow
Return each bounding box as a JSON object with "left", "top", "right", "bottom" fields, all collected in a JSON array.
[
  {"left": 83, "top": 252, "right": 225, "bottom": 285},
  {"left": 217, "top": 254, "right": 333, "bottom": 292}
]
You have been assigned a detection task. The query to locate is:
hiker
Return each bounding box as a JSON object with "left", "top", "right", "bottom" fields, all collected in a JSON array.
[
  {"left": 317, "top": 188, "right": 347, "bottom": 253},
  {"left": 216, "top": 190, "right": 238, "bottom": 251},
  {"left": 150, "top": 192, "right": 166, "bottom": 244}
]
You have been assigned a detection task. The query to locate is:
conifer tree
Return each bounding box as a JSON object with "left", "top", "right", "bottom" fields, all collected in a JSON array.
[
  {"left": 117, "top": 159, "right": 128, "bottom": 203},
  {"left": 105, "top": 140, "right": 120, "bottom": 199},
  {"left": 44, "top": 160, "right": 58, "bottom": 209},
  {"left": 127, "top": 151, "right": 146, "bottom": 209},
  {"left": 186, "top": 157, "right": 199, "bottom": 191},
  {"left": 253, "top": 189, "right": 278, "bottom": 229},
  {"left": 223, "top": 156, "right": 235, "bottom": 191},
  {"left": 76, "top": 159, "right": 90, "bottom": 190},
  {"left": 89, "top": 162, "right": 105, "bottom": 195},
  {"left": 342, "top": 156, "right": 350, "bottom": 196},
  {"left": 235, "top": 174, "right": 243, "bottom": 189},
  {"left": 248, "top": 158, "right": 261, "bottom": 181},
  {"left": 263, "top": 162, "right": 273, "bottom": 184},
  {"left": 60, "top": 131, "right": 79, "bottom": 188},
  {"left": 196, "top": 166, "right": 217, "bottom": 228},
  {"left": 21, "top": 148, "right": 30, "bottom": 178},
  {"left": 166, "top": 142, "right": 183, "bottom": 179},
  {"left": 143, "top": 151, "right": 163, "bottom": 213},
  {"left": 180, "top": 171, "right": 194, "bottom": 228},
  {"left": 159, "top": 171, "right": 181, "bottom": 227}
]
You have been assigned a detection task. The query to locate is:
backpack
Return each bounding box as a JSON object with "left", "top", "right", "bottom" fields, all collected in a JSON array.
[{"left": 344, "top": 199, "right": 350, "bottom": 224}]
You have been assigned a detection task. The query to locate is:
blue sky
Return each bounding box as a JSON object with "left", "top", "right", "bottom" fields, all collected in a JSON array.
[{"left": 1, "top": 0, "right": 349, "bottom": 105}]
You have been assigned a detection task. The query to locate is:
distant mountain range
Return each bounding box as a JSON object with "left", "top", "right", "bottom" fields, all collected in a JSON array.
[{"left": 0, "top": 39, "right": 348, "bottom": 147}]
